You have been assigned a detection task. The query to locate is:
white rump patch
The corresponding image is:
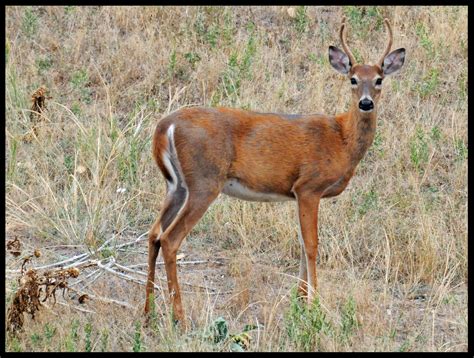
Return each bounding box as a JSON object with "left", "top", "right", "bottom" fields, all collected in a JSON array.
[
  {"left": 162, "top": 124, "right": 178, "bottom": 193},
  {"left": 222, "top": 179, "right": 294, "bottom": 202}
]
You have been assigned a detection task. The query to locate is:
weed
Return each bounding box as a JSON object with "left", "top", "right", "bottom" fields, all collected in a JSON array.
[
  {"left": 44, "top": 323, "right": 57, "bottom": 344},
  {"left": 410, "top": 127, "right": 429, "bottom": 172},
  {"left": 454, "top": 138, "right": 467, "bottom": 161},
  {"left": 100, "top": 329, "right": 109, "bottom": 352},
  {"left": 36, "top": 57, "right": 53, "bottom": 74},
  {"left": 132, "top": 321, "right": 143, "bottom": 352},
  {"left": 146, "top": 294, "right": 160, "bottom": 334},
  {"left": 415, "top": 23, "right": 434, "bottom": 56},
  {"left": 10, "top": 336, "right": 22, "bottom": 352},
  {"left": 343, "top": 6, "right": 382, "bottom": 38},
  {"left": 194, "top": 11, "right": 207, "bottom": 38},
  {"left": 65, "top": 319, "right": 80, "bottom": 351},
  {"left": 168, "top": 50, "right": 177, "bottom": 78},
  {"left": 222, "top": 9, "right": 235, "bottom": 45},
  {"left": 206, "top": 24, "right": 220, "bottom": 48},
  {"left": 63, "top": 154, "right": 74, "bottom": 174},
  {"left": 417, "top": 68, "right": 440, "bottom": 98},
  {"left": 7, "top": 136, "right": 18, "bottom": 181},
  {"left": 184, "top": 52, "right": 201, "bottom": 68},
  {"left": 71, "top": 102, "right": 81, "bottom": 116},
  {"left": 206, "top": 316, "right": 229, "bottom": 344},
  {"left": 21, "top": 7, "right": 38, "bottom": 38},
  {"left": 117, "top": 134, "right": 146, "bottom": 185},
  {"left": 358, "top": 188, "right": 378, "bottom": 216},
  {"left": 293, "top": 6, "right": 309, "bottom": 34},
  {"left": 6, "top": 39, "right": 10, "bottom": 63},
  {"left": 430, "top": 126, "right": 441, "bottom": 142},
  {"left": 64, "top": 6, "right": 75, "bottom": 15},
  {"left": 351, "top": 48, "right": 363, "bottom": 64},
  {"left": 458, "top": 72, "right": 467, "bottom": 99},
  {"left": 240, "top": 24, "right": 257, "bottom": 79},
  {"left": 372, "top": 130, "right": 384, "bottom": 156},
  {"left": 339, "top": 296, "right": 360, "bottom": 342},
  {"left": 84, "top": 322, "right": 92, "bottom": 352},
  {"left": 30, "top": 332, "right": 42, "bottom": 347},
  {"left": 70, "top": 69, "right": 92, "bottom": 104},
  {"left": 308, "top": 53, "right": 327, "bottom": 66},
  {"left": 285, "top": 289, "right": 332, "bottom": 351},
  {"left": 398, "top": 339, "right": 411, "bottom": 352},
  {"left": 218, "top": 26, "right": 257, "bottom": 104}
]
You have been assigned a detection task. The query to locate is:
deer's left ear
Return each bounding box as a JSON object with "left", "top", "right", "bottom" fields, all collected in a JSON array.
[{"left": 382, "top": 48, "right": 405, "bottom": 75}]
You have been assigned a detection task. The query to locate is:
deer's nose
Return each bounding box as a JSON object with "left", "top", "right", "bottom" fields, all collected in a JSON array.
[{"left": 359, "top": 98, "right": 374, "bottom": 112}]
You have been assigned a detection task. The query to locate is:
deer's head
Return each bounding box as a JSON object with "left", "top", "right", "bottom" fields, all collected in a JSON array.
[{"left": 329, "top": 17, "right": 405, "bottom": 113}]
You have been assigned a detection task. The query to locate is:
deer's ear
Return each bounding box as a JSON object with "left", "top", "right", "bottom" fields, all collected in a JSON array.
[
  {"left": 329, "top": 46, "right": 351, "bottom": 74},
  {"left": 382, "top": 48, "right": 405, "bottom": 75}
]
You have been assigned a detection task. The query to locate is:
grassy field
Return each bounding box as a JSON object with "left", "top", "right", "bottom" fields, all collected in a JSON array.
[{"left": 5, "top": 6, "right": 467, "bottom": 352}]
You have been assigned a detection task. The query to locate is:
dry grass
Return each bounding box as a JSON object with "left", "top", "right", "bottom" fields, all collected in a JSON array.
[{"left": 5, "top": 6, "right": 467, "bottom": 352}]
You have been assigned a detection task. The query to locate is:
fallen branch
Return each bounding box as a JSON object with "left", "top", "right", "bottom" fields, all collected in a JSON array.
[
  {"left": 56, "top": 301, "right": 96, "bottom": 314},
  {"left": 127, "top": 259, "right": 224, "bottom": 267},
  {"left": 112, "top": 261, "right": 220, "bottom": 292},
  {"left": 6, "top": 230, "right": 148, "bottom": 274}
]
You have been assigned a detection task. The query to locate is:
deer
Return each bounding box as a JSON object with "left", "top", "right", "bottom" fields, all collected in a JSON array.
[{"left": 144, "top": 17, "right": 405, "bottom": 324}]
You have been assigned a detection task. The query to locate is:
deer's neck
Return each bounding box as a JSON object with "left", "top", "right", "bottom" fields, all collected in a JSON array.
[{"left": 343, "top": 106, "right": 377, "bottom": 166}]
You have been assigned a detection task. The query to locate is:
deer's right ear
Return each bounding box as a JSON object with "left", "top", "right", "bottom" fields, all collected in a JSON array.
[{"left": 329, "top": 46, "right": 351, "bottom": 74}]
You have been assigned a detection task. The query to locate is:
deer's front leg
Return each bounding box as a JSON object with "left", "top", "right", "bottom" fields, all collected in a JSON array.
[
  {"left": 295, "top": 191, "right": 321, "bottom": 304},
  {"left": 297, "top": 235, "right": 308, "bottom": 297}
]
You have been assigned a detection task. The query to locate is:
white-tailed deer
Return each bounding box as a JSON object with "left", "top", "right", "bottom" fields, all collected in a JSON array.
[{"left": 145, "top": 17, "right": 405, "bottom": 323}]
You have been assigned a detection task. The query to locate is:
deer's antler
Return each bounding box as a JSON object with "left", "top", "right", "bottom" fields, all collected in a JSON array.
[
  {"left": 340, "top": 16, "right": 357, "bottom": 66},
  {"left": 377, "top": 18, "right": 393, "bottom": 68}
]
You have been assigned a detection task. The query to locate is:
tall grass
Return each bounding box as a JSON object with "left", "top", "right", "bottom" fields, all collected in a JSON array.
[{"left": 5, "top": 6, "right": 467, "bottom": 352}]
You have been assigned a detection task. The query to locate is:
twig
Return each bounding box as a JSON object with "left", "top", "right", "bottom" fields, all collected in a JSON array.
[
  {"left": 110, "top": 260, "right": 219, "bottom": 293},
  {"left": 127, "top": 259, "right": 224, "bottom": 267},
  {"left": 113, "top": 231, "right": 149, "bottom": 250},
  {"left": 56, "top": 301, "right": 96, "bottom": 314},
  {"left": 80, "top": 271, "right": 103, "bottom": 290},
  {"left": 69, "top": 266, "right": 102, "bottom": 287},
  {"left": 96, "top": 258, "right": 153, "bottom": 288},
  {"left": 68, "top": 285, "right": 135, "bottom": 309},
  {"left": 6, "top": 230, "right": 148, "bottom": 273}
]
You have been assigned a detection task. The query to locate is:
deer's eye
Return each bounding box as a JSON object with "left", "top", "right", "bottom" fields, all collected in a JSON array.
[
  {"left": 375, "top": 78, "right": 383, "bottom": 86},
  {"left": 350, "top": 78, "right": 357, "bottom": 85}
]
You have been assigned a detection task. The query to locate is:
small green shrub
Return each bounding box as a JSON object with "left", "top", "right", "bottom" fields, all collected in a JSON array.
[
  {"left": 132, "top": 321, "right": 144, "bottom": 352},
  {"left": 293, "top": 6, "right": 309, "bottom": 34},
  {"left": 84, "top": 322, "right": 92, "bottom": 352},
  {"left": 285, "top": 290, "right": 332, "bottom": 351},
  {"left": 339, "top": 296, "right": 360, "bottom": 342},
  {"left": 410, "top": 126, "right": 429, "bottom": 172},
  {"left": 22, "top": 7, "right": 38, "bottom": 38}
]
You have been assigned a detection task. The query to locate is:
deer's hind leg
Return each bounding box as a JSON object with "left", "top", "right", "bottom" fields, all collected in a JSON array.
[
  {"left": 159, "top": 188, "right": 220, "bottom": 323},
  {"left": 144, "top": 182, "right": 187, "bottom": 314}
]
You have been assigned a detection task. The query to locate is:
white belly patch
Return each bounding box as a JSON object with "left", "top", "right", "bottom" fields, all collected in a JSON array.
[{"left": 222, "top": 179, "right": 294, "bottom": 202}]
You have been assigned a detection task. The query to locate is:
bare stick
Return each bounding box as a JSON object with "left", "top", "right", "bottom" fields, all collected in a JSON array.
[
  {"left": 6, "top": 230, "right": 148, "bottom": 273},
  {"left": 56, "top": 301, "right": 96, "bottom": 314},
  {"left": 68, "top": 285, "right": 135, "bottom": 309},
  {"left": 127, "top": 259, "right": 224, "bottom": 267}
]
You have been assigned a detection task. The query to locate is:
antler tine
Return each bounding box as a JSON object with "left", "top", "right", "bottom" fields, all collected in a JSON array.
[
  {"left": 377, "top": 18, "right": 393, "bottom": 68},
  {"left": 339, "top": 16, "right": 357, "bottom": 66}
]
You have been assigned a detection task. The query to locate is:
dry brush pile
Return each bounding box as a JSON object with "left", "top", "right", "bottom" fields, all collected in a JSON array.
[{"left": 5, "top": 6, "right": 467, "bottom": 352}]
